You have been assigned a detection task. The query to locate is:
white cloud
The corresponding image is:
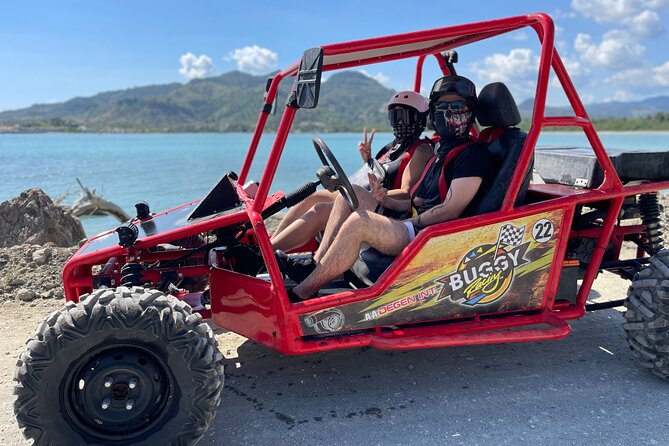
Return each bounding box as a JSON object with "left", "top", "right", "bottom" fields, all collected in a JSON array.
[
  {"left": 629, "top": 10, "right": 665, "bottom": 37},
  {"left": 227, "top": 45, "right": 277, "bottom": 75},
  {"left": 553, "top": 8, "right": 578, "bottom": 19},
  {"left": 550, "top": 57, "right": 588, "bottom": 89},
  {"left": 604, "top": 89, "right": 635, "bottom": 101},
  {"left": 571, "top": 0, "right": 659, "bottom": 23},
  {"left": 574, "top": 30, "right": 645, "bottom": 67},
  {"left": 471, "top": 48, "right": 540, "bottom": 83},
  {"left": 359, "top": 69, "right": 390, "bottom": 85},
  {"left": 509, "top": 31, "right": 529, "bottom": 41},
  {"left": 571, "top": 0, "right": 667, "bottom": 37},
  {"left": 652, "top": 60, "right": 669, "bottom": 85},
  {"left": 564, "top": 57, "right": 586, "bottom": 77},
  {"left": 603, "top": 60, "right": 669, "bottom": 86},
  {"left": 604, "top": 67, "right": 645, "bottom": 84},
  {"left": 580, "top": 93, "right": 597, "bottom": 104},
  {"left": 470, "top": 49, "right": 540, "bottom": 99},
  {"left": 179, "top": 53, "right": 214, "bottom": 80}
]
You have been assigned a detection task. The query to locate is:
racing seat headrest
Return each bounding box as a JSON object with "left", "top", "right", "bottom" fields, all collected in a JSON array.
[{"left": 476, "top": 82, "right": 521, "bottom": 127}]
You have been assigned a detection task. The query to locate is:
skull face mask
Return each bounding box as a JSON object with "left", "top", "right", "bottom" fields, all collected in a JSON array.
[{"left": 433, "top": 109, "right": 474, "bottom": 139}]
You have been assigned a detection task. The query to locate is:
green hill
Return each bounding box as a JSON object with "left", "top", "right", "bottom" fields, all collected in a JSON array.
[{"left": 0, "top": 71, "right": 395, "bottom": 133}]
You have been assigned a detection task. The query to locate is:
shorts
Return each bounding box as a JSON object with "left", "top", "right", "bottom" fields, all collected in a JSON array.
[
  {"left": 403, "top": 221, "right": 419, "bottom": 242},
  {"left": 376, "top": 205, "right": 410, "bottom": 219}
]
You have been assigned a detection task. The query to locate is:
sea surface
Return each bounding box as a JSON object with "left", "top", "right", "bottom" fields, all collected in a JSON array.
[{"left": 2, "top": 132, "right": 668, "bottom": 236}]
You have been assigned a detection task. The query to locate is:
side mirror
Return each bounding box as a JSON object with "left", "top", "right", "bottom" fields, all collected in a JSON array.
[{"left": 293, "top": 47, "right": 323, "bottom": 109}]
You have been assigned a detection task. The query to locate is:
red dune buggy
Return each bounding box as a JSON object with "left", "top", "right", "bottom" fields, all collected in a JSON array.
[{"left": 14, "top": 12, "right": 669, "bottom": 446}]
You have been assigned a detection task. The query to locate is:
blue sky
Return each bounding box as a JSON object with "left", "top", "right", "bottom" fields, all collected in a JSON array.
[{"left": 2, "top": 0, "right": 668, "bottom": 111}]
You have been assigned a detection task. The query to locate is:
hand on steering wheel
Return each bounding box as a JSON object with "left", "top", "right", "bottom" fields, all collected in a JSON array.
[{"left": 313, "top": 137, "right": 359, "bottom": 209}]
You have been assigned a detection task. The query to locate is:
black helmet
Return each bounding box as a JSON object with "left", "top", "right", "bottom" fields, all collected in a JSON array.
[{"left": 429, "top": 75, "right": 477, "bottom": 109}]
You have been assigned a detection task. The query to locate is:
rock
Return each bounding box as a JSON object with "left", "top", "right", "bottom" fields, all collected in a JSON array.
[
  {"left": 15, "top": 288, "right": 37, "bottom": 302},
  {"left": 8, "top": 276, "right": 25, "bottom": 287},
  {"left": 32, "top": 248, "right": 52, "bottom": 266},
  {"left": 0, "top": 189, "right": 85, "bottom": 248}
]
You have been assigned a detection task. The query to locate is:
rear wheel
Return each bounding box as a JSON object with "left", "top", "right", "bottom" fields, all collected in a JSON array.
[
  {"left": 14, "top": 286, "right": 224, "bottom": 445},
  {"left": 623, "top": 250, "right": 669, "bottom": 380}
]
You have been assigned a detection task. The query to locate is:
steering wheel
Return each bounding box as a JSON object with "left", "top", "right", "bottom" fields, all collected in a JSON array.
[{"left": 312, "top": 137, "right": 359, "bottom": 209}]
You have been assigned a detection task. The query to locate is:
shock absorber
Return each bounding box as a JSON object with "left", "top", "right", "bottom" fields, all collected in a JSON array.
[
  {"left": 639, "top": 192, "right": 664, "bottom": 254},
  {"left": 120, "top": 262, "right": 145, "bottom": 287}
]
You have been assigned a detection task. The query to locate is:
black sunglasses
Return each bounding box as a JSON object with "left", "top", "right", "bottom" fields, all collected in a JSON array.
[{"left": 433, "top": 100, "right": 469, "bottom": 113}]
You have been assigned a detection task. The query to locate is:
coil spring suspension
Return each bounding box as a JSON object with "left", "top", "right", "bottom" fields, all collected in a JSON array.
[
  {"left": 639, "top": 192, "right": 664, "bottom": 254},
  {"left": 120, "top": 262, "right": 145, "bottom": 286}
]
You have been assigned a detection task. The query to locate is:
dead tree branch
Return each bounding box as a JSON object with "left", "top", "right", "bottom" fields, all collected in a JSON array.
[{"left": 68, "top": 178, "right": 130, "bottom": 222}]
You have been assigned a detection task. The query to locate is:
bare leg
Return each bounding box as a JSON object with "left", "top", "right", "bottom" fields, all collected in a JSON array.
[
  {"left": 271, "top": 190, "right": 336, "bottom": 237},
  {"left": 293, "top": 211, "right": 410, "bottom": 299},
  {"left": 314, "top": 185, "right": 379, "bottom": 262},
  {"left": 271, "top": 202, "right": 332, "bottom": 252}
]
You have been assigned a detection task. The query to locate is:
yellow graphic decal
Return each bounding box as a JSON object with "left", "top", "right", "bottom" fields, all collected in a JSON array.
[{"left": 299, "top": 209, "right": 565, "bottom": 336}]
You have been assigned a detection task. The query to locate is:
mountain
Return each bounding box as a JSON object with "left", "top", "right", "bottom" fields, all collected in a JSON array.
[
  {"left": 518, "top": 96, "right": 669, "bottom": 119},
  {"left": 2, "top": 72, "right": 668, "bottom": 132},
  {"left": 0, "top": 71, "right": 394, "bottom": 132}
]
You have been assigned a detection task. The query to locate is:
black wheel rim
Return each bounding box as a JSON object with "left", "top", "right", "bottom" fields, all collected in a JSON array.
[{"left": 62, "top": 343, "right": 176, "bottom": 443}]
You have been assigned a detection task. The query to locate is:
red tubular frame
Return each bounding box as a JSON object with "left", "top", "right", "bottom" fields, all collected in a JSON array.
[{"left": 66, "top": 13, "right": 665, "bottom": 356}]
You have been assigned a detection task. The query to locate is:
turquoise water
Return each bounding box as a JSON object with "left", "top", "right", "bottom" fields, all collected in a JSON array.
[{"left": 2, "top": 131, "right": 668, "bottom": 236}]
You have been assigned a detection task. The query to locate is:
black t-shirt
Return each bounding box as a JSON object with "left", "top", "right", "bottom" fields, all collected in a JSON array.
[{"left": 414, "top": 139, "right": 495, "bottom": 216}]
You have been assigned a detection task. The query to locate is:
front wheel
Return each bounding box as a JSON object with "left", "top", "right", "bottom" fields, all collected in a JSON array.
[
  {"left": 14, "top": 286, "right": 224, "bottom": 446},
  {"left": 623, "top": 250, "right": 669, "bottom": 380}
]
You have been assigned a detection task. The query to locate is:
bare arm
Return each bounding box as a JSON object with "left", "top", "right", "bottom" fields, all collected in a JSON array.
[
  {"left": 408, "top": 176, "right": 482, "bottom": 227},
  {"left": 373, "top": 142, "right": 433, "bottom": 211}
]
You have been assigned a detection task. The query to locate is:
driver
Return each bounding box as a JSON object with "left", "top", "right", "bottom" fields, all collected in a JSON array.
[
  {"left": 270, "top": 91, "right": 434, "bottom": 255},
  {"left": 289, "top": 75, "right": 495, "bottom": 300}
]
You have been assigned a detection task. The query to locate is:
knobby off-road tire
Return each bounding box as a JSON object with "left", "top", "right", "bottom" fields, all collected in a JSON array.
[
  {"left": 14, "top": 286, "right": 224, "bottom": 446},
  {"left": 623, "top": 250, "right": 669, "bottom": 380}
]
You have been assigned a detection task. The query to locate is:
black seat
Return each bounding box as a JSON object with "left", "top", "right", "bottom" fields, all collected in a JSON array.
[
  {"left": 349, "top": 82, "right": 530, "bottom": 287},
  {"left": 472, "top": 82, "right": 530, "bottom": 214}
]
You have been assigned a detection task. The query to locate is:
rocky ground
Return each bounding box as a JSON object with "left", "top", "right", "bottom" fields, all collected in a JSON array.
[{"left": 0, "top": 244, "right": 78, "bottom": 302}]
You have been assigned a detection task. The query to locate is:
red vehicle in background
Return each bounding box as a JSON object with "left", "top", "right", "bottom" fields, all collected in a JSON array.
[{"left": 14, "top": 12, "right": 669, "bottom": 446}]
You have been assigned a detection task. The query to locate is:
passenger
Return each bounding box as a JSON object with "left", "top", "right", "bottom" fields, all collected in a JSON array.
[
  {"left": 270, "top": 91, "right": 433, "bottom": 254},
  {"left": 289, "top": 75, "right": 495, "bottom": 300}
]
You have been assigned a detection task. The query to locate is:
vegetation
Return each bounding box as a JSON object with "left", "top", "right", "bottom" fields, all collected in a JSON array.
[
  {"left": 2, "top": 71, "right": 668, "bottom": 133},
  {"left": 0, "top": 71, "right": 393, "bottom": 133},
  {"left": 518, "top": 113, "right": 669, "bottom": 132}
]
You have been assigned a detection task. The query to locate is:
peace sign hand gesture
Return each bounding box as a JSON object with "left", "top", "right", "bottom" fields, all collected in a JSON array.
[{"left": 358, "top": 127, "right": 375, "bottom": 162}]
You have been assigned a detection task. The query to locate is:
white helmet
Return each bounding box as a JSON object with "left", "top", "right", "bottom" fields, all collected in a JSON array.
[{"left": 388, "top": 91, "right": 429, "bottom": 113}]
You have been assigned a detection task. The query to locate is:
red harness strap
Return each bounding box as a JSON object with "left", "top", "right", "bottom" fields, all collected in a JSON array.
[
  {"left": 438, "top": 142, "right": 470, "bottom": 202},
  {"left": 391, "top": 138, "right": 431, "bottom": 189},
  {"left": 410, "top": 141, "right": 471, "bottom": 202}
]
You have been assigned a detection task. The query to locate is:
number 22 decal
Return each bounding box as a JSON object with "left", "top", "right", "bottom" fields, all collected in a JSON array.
[{"left": 532, "top": 219, "right": 554, "bottom": 243}]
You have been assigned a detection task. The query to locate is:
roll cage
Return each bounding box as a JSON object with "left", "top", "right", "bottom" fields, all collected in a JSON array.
[{"left": 238, "top": 11, "right": 646, "bottom": 307}]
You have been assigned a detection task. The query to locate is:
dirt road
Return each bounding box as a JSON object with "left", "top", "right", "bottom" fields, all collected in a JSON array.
[{"left": 2, "top": 273, "right": 668, "bottom": 445}]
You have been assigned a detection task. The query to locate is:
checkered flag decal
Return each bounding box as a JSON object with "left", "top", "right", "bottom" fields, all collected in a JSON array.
[{"left": 498, "top": 224, "right": 525, "bottom": 246}]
